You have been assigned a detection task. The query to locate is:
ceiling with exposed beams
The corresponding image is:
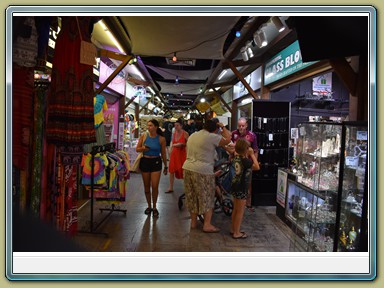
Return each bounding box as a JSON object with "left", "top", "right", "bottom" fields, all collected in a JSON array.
[{"left": 92, "top": 15, "right": 290, "bottom": 115}]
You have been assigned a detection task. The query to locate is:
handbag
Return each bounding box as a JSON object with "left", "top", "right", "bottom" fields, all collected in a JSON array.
[
  {"left": 131, "top": 132, "right": 148, "bottom": 173},
  {"left": 76, "top": 17, "right": 97, "bottom": 66},
  {"left": 131, "top": 152, "right": 143, "bottom": 173}
]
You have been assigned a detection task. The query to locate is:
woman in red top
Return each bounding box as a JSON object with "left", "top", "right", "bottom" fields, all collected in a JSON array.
[{"left": 165, "top": 119, "right": 189, "bottom": 193}]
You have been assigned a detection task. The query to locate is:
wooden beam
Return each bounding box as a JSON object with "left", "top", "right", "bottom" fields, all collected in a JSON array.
[
  {"left": 96, "top": 54, "right": 133, "bottom": 95},
  {"left": 98, "top": 48, "right": 129, "bottom": 61},
  {"left": 126, "top": 76, "right": 150, "bottom": 87},
  {"left": 226, "top": 60, "right": 258, "bottom": 99},
  {"left": 211, "top": 90, "right": 233, "bottom": 114},
  {"left": 125, "top": 94, "right": 139, "bottom": 109},
  {"left": 329, "top": 57, "right": 357, "bottom": 95},
  {"left": 138, "top": 95, "right": 154, "bottom": 114}
]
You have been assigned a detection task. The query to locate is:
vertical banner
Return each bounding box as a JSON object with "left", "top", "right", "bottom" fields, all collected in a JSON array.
[
  {"left": 276, "top": 169, "right": 288, "bottom": 207},
  {"left": 118, "top": 119, "right": 125, "bottom": 150}
]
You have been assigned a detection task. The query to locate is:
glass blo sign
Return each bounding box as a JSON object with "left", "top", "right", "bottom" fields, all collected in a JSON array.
[{"left": 264, "top": 40, "right": 317, "bottom": 85}]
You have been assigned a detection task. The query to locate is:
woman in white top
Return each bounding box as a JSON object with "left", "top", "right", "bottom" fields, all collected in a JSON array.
[{"left": 182, "top": 119, "right": 231, "bottom": 232}]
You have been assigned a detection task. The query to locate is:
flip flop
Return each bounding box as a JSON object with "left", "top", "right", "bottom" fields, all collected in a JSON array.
[
  {"left": 230, "top": 231, "right": 245, "bottom": 236},
  {"left": 203, "top": 227, "right": 220, "bottom": 233},
  {"left": 165, "top": 190, "right": 174, "bottom": 193},
  {"left": 232, "top": 232, "right": 248, "bottom": 239}
]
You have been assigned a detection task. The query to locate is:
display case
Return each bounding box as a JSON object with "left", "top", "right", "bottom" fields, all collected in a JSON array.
[
  {"left": 252, "top": 100, "right": 291, "bottom": 206},
  {"left": 336, "top": 122, "right": 368, "bottom": 252},
  {"left": 296, "top": 122, "right": 342, "bottom": 194},
  {"left": 287, "top": 121, "right": 368, "bottom": 252},
  {"left": 286, "top": 180, "right": 337, "bottom": 252}
]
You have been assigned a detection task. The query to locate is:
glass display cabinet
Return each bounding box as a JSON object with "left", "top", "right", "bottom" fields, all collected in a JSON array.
[
  {"left": 287, "top": 121, "right": 368, "bottom": 252},
  {"left": 286, "top": 180, "right": 336, "bottom": 252},
  {"left": 296, "top": 122, "right": 342, "bottom": 195},
  {"left": 336, "top": 122, "right": 368, "bottom": 252}
]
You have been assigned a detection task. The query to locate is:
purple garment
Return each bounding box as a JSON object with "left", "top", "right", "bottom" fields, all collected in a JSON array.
[{"left": 231, "top": 129, "right": 258, "bottom": 153}]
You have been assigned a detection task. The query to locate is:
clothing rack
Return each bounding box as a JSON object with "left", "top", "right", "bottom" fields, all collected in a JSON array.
[{"left": 78, "top": 142, "right": 127, "bottom": 237}]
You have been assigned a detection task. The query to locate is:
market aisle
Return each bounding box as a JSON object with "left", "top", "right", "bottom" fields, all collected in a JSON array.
[{"left": 73, "top": 172, "right": 296, "bottom": 252}]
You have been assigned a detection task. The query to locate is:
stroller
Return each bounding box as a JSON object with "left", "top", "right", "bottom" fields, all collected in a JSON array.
[{"left": 178, "top": 160, "right": 234, "bottom": 218}]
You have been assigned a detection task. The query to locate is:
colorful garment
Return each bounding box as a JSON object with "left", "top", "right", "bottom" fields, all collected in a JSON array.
[
  {"left": 94, "top": 94, "right": 108, "bottom": 127},
  {"left": 46, "top": 16, "right": 101, "bottom": 144},
  {"left": 231, "top": 129, "right": 258, "bottom": 153},
  {"left": 81, "top": 153, "right": 108, "bottom": 185},
  {"left": 169, "top": 130, "right": 187, "bottom": 179}
]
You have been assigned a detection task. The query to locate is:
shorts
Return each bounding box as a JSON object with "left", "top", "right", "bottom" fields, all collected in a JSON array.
[{"left": 139, "top": 156, "right": 162, "bottom": 172}]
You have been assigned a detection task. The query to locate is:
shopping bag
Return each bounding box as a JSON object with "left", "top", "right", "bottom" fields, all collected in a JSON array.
[{"left": 131, "top": 152, "right": 143, "bottom": 173}]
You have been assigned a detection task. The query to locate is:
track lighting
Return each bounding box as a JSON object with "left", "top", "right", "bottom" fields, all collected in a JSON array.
[
  {"left": 240, "top": 46, "right": 249, "bottom": 62},
  {"left": 218, "top": 70, "right": 228, "bottom": 80},
  {"left": 128, "top": 56, "right": 137, "bottom": 65},
  {"left": 259, "top": 30, "right": 268, "bottom": 47},
  {"left": 271, "top": 16, "right": 286, "bottom": 33},
  {"left": 253, "top": 31, "right": 262, "bottom": 48},
  {"left": 246, "top": 41, "right": 254, "bottom": 58}
]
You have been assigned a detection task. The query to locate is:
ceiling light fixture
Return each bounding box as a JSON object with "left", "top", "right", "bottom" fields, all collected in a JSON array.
[
  {"left": 246, "top": 41, "right": 254, "bottom": 58},
  {"left": 172, "top": 52, "right": 177, "bottom": 62},
  {"left": 253, "top": 31, "right": 262, "bottom": 48},
  {"left": 271, "top": 16, "right": 286, "bottom": 33},
  {"left": 200, "top": 98, "right": 206, "bottom": 103},
  {"left": 240, "top": 46, "right": 249, "bottom": 62},
  {"left": 99, "top": 20, "right": 125, "bottom": 54},
  {"left": 259, "top": 30, "right": 268, "bottom": 47},
  {"left": 128, "top": 57, "right": 137, "bottom": 65},
  {"left": 175, "top": 76, "right": 179, "bottom": 85},
  {"left": 218, "top": 70, "right": 228, "bottom": 80}
]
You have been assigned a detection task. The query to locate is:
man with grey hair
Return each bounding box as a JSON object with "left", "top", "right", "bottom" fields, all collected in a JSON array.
[{"left": 227, "top": 117, "right": 258, "bottom": 210}]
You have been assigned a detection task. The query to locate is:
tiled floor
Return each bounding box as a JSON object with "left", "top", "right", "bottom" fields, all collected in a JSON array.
[{"left": 73, "top": 172, "right": 297, "bottom": 252}]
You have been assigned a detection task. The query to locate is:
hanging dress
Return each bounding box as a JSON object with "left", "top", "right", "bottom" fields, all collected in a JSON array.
[
  {"left": 169, "top": 130, "right": 187, "bottom": 179},
  {"left": 46, "top": 16, "right": 101, "bottom": 145}
]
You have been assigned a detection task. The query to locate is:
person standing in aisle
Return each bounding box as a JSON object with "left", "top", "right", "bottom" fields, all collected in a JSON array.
[
  {"left": 162, "top": 115, "right": 174, "bottom": 161},
  {"left": 136, "top": 119, "right": 168, "bottom": 217},
  {"left": 227, "top": 117, "right": 258, "bottom": 211},
  {"left": 182, "top": 120, "right": 231, "bottom": 232},
  {"left": 165, "top": 118, "right": 189, "bottom": 193},
  {"left": 230, "top": 139, "right": 260, "bottom": 239}
]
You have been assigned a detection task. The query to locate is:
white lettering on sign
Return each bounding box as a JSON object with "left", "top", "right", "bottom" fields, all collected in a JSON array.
[{"left": 285, "top": 50, "right": 301, "bottom": 69}]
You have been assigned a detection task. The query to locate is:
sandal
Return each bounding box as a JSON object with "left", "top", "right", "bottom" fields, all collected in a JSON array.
[
  {"left": 144, "top": 207, "right": 152, "bottom": 215},
  {"left": 152, "top": 208, "right": 159, "bottom": 218},
  {"left": 232, "top": 232, "right": 248, "bottom": 239}
]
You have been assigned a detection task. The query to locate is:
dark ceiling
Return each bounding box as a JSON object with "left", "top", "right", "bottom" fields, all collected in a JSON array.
[
  {"left": 93, "top": 15, "right": 368, "bottom": 115},
  {"left": 95, "top": 15, "right": 286, "bottom": 114}
]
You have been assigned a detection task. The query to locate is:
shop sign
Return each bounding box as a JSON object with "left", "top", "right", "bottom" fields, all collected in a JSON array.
[
  {"left": 313, "top": 72, "right": 333, "bottom": 96},
  {"left": 264, "top": 40, "right": 317, "bottom": 85}
]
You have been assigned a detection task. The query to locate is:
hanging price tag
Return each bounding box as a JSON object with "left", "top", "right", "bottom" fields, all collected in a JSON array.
[
  {"left": 259, "top": 149, "right": 264, "bottom": 155},
  {"left": 263, "top": 118, "right": 268, "bottom": 124},
  {"left": 269, "top": 133, "right": 274, "bottom": 141}
]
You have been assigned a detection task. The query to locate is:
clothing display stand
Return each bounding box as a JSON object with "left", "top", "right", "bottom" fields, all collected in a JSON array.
[{"left": 78, "top": 142, "right": 127, "bottom": 237}]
